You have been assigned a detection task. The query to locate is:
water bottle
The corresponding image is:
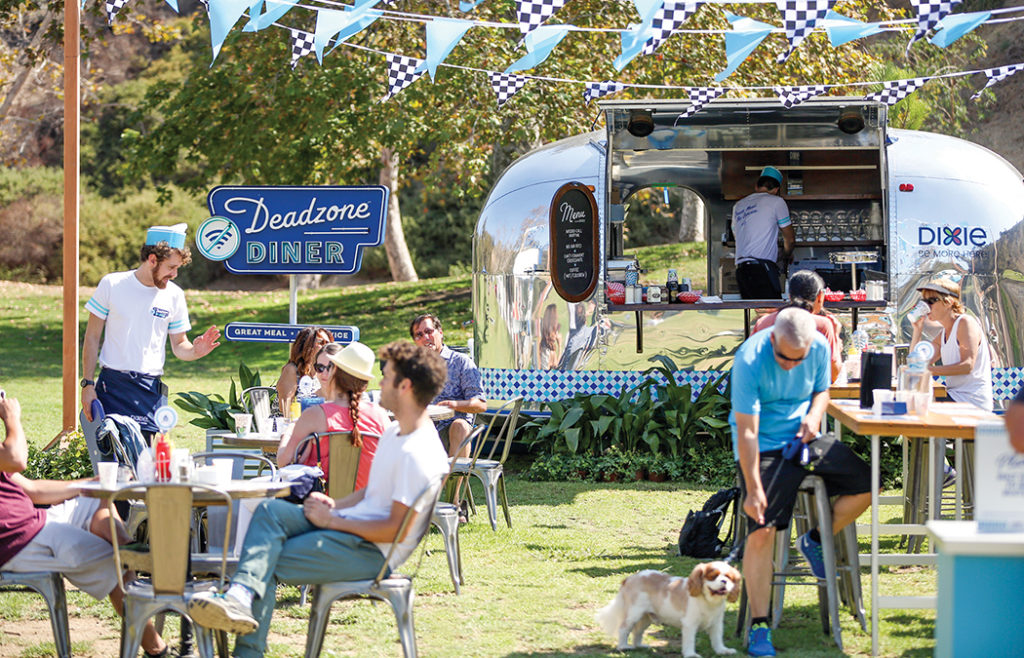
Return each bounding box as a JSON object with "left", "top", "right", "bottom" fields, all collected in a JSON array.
[{"left": 852, "top": 329, "right": 870, "bottom": 353}]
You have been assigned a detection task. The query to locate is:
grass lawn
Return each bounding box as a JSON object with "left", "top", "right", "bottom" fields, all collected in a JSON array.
[{"left": 0, "top": 274, "right": 939, "bottom": 656}]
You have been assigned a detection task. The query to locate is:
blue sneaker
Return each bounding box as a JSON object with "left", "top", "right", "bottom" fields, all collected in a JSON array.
[
  {"left": 747, "top": 622, "right": 776, "bottom": 656},
  {"left": 798, "top": 532, "right": 826, "bottom": 579}
]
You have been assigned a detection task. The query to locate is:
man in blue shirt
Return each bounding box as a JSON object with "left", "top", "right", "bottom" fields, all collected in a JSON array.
[{"left": 730, "top": 308, "right": 870, "bottom": 657}]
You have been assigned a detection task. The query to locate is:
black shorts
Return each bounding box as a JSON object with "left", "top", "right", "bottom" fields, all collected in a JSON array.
[
  {"left": 738, "top": 434, "right": 871, "bottom": 532},
  {"left": 736, "top": 260, "right": 782, "bottom": 299}
]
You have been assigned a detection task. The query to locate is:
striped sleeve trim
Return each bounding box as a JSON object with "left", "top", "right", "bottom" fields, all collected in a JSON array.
[
  {"left": 777, "top": 215, "right": 792, "bottom": 228},
  {"left": 85, "top": 298, "right": 109, "bottom": 319},
  {"left": 168, "top": 320, "right": 187, "bottom": 332}
]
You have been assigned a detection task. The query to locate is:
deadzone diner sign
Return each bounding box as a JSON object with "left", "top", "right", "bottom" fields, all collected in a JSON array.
[{"left": 201, "top": 186, "right": 388, "bottom": 275}]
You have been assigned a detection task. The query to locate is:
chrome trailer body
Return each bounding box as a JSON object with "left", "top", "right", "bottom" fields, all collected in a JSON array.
[{"left": 472, "top": 99, "right": 1024, "bottom": 400}]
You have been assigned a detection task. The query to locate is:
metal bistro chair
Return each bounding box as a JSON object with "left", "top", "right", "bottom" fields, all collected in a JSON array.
[
  {"left": 452, "top": 397, "right": 524, "bottom": 531},
  {"left": 240, "top": 386, "right": 279, "bottom": 434},
  {"left": 430, "top": 430, "right": 482, "bottom": 594},
  {"left": 304, "top": 472, "right": 453, "bottom": 658},
  {"left": 0, "top": 571, "right": 71, "bottom": 658},
  {"left": 292, "top": 431, "right": 362, "bottom": 501},
  {"left": 80, "top": 403, "right": 147, "bottom": 542},
  {"left": 109, "top": 483, "right": 235, "bottom": 658}
]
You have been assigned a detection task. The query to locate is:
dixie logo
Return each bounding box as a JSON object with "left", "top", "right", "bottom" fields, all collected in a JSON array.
[{"left": 918, "top": 226, "right": 988, "bottom": 247}]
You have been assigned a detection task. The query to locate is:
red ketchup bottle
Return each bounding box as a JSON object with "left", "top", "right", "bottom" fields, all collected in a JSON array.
[{"left": 154, "top": 434, "right": 171, "bottom": 482}]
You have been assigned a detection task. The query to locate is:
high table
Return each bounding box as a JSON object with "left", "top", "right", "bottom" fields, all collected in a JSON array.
[
  {"left": 825, "top": 399, "right": 1000, "bottom": 655},
  {"left": 77, "top": 479, "right": 292, "bottom": 503},
  {"left": 828, "top": 382, "right": 946, "bottom": 400}
]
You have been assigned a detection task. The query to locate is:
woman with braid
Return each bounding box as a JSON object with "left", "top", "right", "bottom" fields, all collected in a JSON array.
[{"left": 277, "top": 342, "right": 391, "bottom": 491}]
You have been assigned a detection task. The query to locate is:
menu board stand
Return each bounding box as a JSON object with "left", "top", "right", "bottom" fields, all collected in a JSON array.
[{"left": 549, "top": 182, "right": 599, "bottom": 303}]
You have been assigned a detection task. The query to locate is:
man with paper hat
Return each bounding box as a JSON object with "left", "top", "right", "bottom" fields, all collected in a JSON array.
[
  {"left": 82, "top": 223, "right": 221, "bottom": 436},
  {"left": 732, "top": 166, "right": 795, "bottom": 299}
]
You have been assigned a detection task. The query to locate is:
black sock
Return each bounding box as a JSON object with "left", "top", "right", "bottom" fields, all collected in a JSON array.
[
  {"left": 752, "top": 616, "right": 769, "bottom": 627},
  {"left": 809, "top": 528, "right": 821, "bottom": 544}
]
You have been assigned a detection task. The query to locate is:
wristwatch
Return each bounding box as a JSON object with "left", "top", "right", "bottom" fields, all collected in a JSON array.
[{"left": 80, "top": 378, "right": 94, "bottom": 388}]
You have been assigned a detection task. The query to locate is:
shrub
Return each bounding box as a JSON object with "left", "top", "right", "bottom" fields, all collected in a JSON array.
[{"left": 23, "top": 430, "right": 93, "bottom": 480}]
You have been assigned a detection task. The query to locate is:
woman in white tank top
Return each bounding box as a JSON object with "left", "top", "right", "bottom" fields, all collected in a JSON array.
[{"left": 909, "top": 278, "right": 993, "bottom": 411}]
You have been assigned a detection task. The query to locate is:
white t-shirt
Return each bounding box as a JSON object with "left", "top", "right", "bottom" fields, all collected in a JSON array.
[
  {"left": 335, "top": 421, "right": 449, "bottom": 568},
  {"left": 85, "top": 270, "right": 192, "bottom": 376},
  {"left": 732, "top": 192, "right": 791, "bottom": 264}
]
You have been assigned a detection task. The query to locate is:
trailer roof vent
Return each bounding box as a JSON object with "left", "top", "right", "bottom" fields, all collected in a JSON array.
[
  {"left": 837, "top": 108, "right": 865, "bottom": 135},
  {"left": 627, "top": 109, "right": 654, "bottom": 137}
]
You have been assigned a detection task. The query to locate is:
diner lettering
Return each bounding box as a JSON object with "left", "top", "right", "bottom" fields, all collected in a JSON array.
[{"left": 222, "top": 196, "right": 373, "bottom": 234}]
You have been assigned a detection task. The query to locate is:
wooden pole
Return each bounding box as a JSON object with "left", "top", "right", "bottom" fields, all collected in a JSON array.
[{"left": 62, "top": 0, "right": 80, "bottom": 433}]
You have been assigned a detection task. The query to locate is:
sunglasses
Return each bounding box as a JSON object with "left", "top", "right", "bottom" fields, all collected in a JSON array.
[
  {"left": 314, "top": 363, "right": 333, "bottom": 374},
  {"left": 773, "top": 345, "right": 807, "bottom": 364},
  {"left": 922, "top": 296, "right": 943, "bottom": 306}
]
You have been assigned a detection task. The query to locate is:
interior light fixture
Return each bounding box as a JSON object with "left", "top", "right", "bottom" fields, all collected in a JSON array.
[{"left": 626, "top": 109, "right": 654, "bottom": 137}]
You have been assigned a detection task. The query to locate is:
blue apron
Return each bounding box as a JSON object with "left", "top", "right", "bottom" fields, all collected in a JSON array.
[{"left": 96, "top": 369, "right": 168, "bottom": 435}]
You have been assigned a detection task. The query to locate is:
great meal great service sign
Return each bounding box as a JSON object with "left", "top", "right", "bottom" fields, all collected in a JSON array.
[{"left": 199, "top": 185, "right": 389, "bottom": 274}]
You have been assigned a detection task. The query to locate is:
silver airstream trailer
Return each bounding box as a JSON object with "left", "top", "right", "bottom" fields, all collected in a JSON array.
[{"left": 473, "top": 98, "right": 1024, "bottom": 404}]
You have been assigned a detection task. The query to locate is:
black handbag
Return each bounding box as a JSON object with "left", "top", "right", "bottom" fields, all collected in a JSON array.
[{"left": 283, "top": 434, "right": 327, "bottom": 504}]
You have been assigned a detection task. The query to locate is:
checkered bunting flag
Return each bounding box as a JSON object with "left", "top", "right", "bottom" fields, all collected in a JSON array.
[
  {"left": 773, "top": 84, "right": 827, "bottom": 109},
  {"left": 488, "top": 72, "right": 529, "bottom": 108},
  {"left": 382, "top": 54, "right": 426, "bottom": 101},
  {"left": 865, "top": 77, "right": 930, "bottom": 106},
  {"left": 104, "top": 0, "right": 131, "bottom": 24},
  {"left": 584, "top": 80, "right": 625, "bottom": 104},
  {"left": 675, "top": 87, "right": 726, "bottom": 123},
  {"left": 972, "top": 64, "right": 1024, "bottom": 100},
  {"left": 641, "top": 1, "right": 705, "bottom": 56},
  {"left": 908, "top": 0, "right": 963, "bottom": 51},
  {"left": 775, "top": 0, "right": 836, "bottom": 63},
  {"left": 288, "top": 29, "right": 315, "bottom": 69},
  {"left": 515, "top": 0, "right": 569, "bottom": 35}
]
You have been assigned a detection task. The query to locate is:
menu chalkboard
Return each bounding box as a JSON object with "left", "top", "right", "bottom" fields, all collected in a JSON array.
[{"left": 550, "top": 182, "right": 599, "bottom": 303}]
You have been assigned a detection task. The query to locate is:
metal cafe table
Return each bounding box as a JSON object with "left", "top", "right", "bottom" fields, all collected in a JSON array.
[{"left": 825, "top": 399, "right": 1001, "bottom": 655}]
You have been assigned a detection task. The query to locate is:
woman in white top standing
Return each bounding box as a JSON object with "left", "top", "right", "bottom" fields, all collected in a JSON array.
[{"left": 909, "top": 277, "right": 993, "bottom": 411}]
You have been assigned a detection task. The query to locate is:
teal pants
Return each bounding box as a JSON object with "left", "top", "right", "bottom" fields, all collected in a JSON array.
[{"left": 231, "top": 499, "right": 387, "bottom": 658}]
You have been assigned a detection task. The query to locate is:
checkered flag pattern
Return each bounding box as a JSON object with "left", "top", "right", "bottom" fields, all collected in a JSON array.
[
  {"left": 908, "top": 0, "right": 963, "bottom": 50},
  {"left": 641, "top": 1, "right": 704, "bottom": 56},
  {"left": 288, "top": 29, "right": 315, "bottom": 69},
  {"left": 515, "top": 0, "right": 569, "bottom": 35},
  {"left": 775, "top": 0, "right": 836, "bottom": 63},
  {"left": 972, "top": 64, "right": 1024, "bottom": 100},
  {"left": 382, "top": 54, "right": 426, "bottom": 101},
  {"left": 774, "top": 84, "right": 827, "bottom": 108},
  {"left": 865, "top": 77, "right": 930, "bottom": 106},
  {"left": 488, "top": 72, "right": 529, "bottom": 108},
  {"left": 675, "top": 87, "right": 726, "bottom": 122},
  {"left": 584, "top": 80, "right": 625, "bottom": 104},
  {"left": 104, "top": 0, "right": 131, "bottom": 24}
]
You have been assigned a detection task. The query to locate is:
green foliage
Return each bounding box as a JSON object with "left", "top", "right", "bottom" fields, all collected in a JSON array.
[
  {"left": 523, "top": 444, "right": 736, "bottom": 486},
  {"left": 174, "top": 362, "right": 263, "bottom": 430},
  {"left": 524, "top": 357, "right": 732, "bottom": 459},
  {"left": 23, "top": 430, "right": 92, "bottom": 480}
]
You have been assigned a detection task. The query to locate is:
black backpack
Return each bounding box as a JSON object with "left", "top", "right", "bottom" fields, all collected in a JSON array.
[{"left": 678, "top": 487, "right": 740, "bottom": 558}]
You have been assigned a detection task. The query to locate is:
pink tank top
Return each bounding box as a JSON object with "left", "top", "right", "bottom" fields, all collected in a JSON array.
[{"left": 302, "top": 401, "right": 391, "bottom": 491}]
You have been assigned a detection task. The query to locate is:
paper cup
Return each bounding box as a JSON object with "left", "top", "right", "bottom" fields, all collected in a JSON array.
[
  {"left": 195, "top": 465, "right": 218, "bottom": 485},
  {"left": 98, "top": 462, "right": 119, "bottom": 489},
  {"left": 233, "top": 413, "right": 252, "bottom": 437},
  {"left": 212, "top": 459, "right": 234, "bottom": 486}
]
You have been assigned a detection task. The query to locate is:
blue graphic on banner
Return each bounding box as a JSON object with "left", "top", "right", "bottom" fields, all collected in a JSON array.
[
  {"left": 225, "top": 322, "right": 359, "bottom": 344},
  {"left": 206, "top": 186, "right": 388, "bottom": 274}
]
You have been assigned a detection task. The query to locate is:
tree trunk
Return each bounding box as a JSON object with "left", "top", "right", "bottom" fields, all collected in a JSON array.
[
  {"left": 379, "top": 147, "right": 418, "bottom": 282},
  {"left": 678, "top": 191, "right": 705, "bottom": 243}
]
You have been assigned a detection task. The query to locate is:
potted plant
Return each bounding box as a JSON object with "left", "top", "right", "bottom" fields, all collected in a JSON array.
[
  {"left": 567, "top": 454, "right": 593, "bottom": 481},
  {"left": 647, "top": 456, "right": 670, "bottom": 482},
  {"left": 626, "top": 453, "right": 648, "bottom": 481},
  {"left": 174, "top": 363, "right": 265, "bottom": 447}
]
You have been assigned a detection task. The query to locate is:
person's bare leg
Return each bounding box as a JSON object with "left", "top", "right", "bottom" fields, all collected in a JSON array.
[
  {"left": 742, "top": 526, "right": 776, "bottom": 619},
  {"left": 830, "top": 492, "right": 871, "bottom": 535}
]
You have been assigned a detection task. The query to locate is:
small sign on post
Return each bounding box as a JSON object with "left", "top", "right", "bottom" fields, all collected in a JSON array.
[
  {"left": 549, "top": 182, "right": 599, "bottom": 303},
  {"left": 225, "top": 323, "right": 359, "bottom": 344}
]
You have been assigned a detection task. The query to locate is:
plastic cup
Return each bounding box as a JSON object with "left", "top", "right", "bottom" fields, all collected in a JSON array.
[
  {"left": 913, "top": 391, "right": 931, "bottom": 416},
  {"left": 212, "top": 459, "right": 234, "bottom": 486},
  {"left": 233, "top": 413, "right": 252, "bottom": 437},
  {"left": 299, "top": 396, "right": 325, "bottom": 412},
  {"left": 872, "top": 389, "right": 893, "bottom": 416},
  {"left": 97, "top": 462, "right": 119, "bottom": 489},
  {"left": 117, "top": 464, "right": 133, "bottom": 483}
]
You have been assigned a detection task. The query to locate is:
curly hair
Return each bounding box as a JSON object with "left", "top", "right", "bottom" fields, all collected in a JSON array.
[
  {"left": 329, "top": 367, "right": 370, "bottom": 448},
  {"left": 379, "top": 341, "right": 447, "bottom": 407},
  {"left": 140, "top": 242, "right": 192, "bottom": 266},
  {"left": 289, "top": 327, "right": 333, "bottom": 378}
]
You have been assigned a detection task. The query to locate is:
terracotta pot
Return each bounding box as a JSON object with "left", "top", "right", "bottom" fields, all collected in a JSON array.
[
  {"left": 603, "top": 471, "right": 621, "bottom": 483},
  {"left": 632, "top": 469, "right": 646, "bottom": 481},
  {"left": 647, "top": 471, "right": 668, "bottom": 482},
  {"left": 573, "top": 469, "right": 589, "bottom": 480}
]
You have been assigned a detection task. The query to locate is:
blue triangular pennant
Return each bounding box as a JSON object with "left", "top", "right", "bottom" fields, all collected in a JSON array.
[
  {"left": 821, "top": 11, "right": 884, "bottom": 47},
  {"left": 714, "top": 12, "right": 773, "bottom": 82},
  {"left": 459, "top": 0, "right": 485, "bottom": 10},
  {"left": 243, "top": 0, "right": 297, "bottom": 32},
  {"left": 425, "top": 18, "right": 473, "bottom": 80},
  {"left": 504, "top": 25, "right": 569, "bottom": 74},
  {"left": 929, "top": 10, "right": 990, "bottom": 48},
  {"left": 208, "top": 0, "right": 252, "bottom": 62},
  {"left": 313, "top": 5, "right": 381, "bottom": 63}
]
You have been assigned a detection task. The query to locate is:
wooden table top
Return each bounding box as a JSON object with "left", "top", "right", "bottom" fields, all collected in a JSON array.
[
  {"left": 221, "top": 433, "right": 284, "bottom": 450},
  {"left": 77, "top": 479, "right": 291, "bottom": 502},
  {"left": 827, "top": 399, "right": 1000, "bottom": 440},
  {"left": 828, "top": 382, "right": 947, "bottom": 399}
]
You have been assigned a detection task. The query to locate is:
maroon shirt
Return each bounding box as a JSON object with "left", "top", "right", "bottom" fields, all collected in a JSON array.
[{"left": 0, "top": 472, "right": 45, "bottom": 566}]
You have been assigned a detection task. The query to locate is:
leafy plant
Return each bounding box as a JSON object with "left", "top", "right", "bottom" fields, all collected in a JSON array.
[
  {"left": 174, "top": 363, "right": 263, "bottom": 430},
  {"left": 23, "top": 430, "right": 92, "bottom": 480}
]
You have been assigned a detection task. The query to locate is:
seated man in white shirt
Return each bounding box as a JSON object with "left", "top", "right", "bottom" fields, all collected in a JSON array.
[{"left": 188, "top": 341, "right": 450, "bottom": 658}]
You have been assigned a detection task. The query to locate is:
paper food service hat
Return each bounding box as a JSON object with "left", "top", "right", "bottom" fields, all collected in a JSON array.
[
  {"left": 328, "top": 341, "right": 376, "bottom": 381},
  {"left": 760, "top": 166, "right": 783, "bottom": 184},
  {"left": 145, "top": 223, "right": 188, "bottom": 250}
]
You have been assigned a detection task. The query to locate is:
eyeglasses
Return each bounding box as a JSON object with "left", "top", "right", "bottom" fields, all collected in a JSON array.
[
  {"left": 922, "top": 296, "right": 943, "bottom": 306},
  {"left": 773, "top": 345, "right": 807, "bottom": 364},
  {"left": 413, "top": 327, "right": 436, "bottom": 340},
  {"left": 314, "top": 363, "right": 333, "bottom": 374}
]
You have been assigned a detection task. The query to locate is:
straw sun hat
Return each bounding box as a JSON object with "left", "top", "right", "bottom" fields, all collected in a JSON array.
[{"left": 327, "top": 341, "right": 376, "bottom": 381}]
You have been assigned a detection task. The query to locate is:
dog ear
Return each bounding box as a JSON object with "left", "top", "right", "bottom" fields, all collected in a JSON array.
[
  {"left": 726, "top": 567, "right": 742, "bottom": 603},
  {"left": 687, "top": 563, "right": 706, "bottom": 598}
]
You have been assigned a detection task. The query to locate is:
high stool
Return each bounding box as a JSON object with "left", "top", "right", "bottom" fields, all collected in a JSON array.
[
  {"left": 736, "top": 475, "right": 865, "bottom": 651},
  {"left": 902, "top": 439, "right": 975, "bottom": 553}
]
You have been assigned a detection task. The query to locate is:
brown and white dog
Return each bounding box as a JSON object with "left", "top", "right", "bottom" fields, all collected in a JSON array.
[{"left": 596, "top": 562, "right": 742, "bottom": 657}]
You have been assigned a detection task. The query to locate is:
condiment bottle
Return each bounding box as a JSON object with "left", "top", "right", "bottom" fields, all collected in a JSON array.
[
  {"left": 154, "top": 434, "right": 172, "bottom": 482},
  {"left": 666, "top": 269, "right": 679, "bottom": 303}
]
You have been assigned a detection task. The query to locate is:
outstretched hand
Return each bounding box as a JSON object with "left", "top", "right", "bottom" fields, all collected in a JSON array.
[{"left": 192, "top": 326, "right": 221, "bottom": 358}]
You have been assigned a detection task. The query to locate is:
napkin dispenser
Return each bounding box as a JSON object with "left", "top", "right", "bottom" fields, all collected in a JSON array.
[{"left": 859, "top": 352, "right": 893, "bottom": 409}]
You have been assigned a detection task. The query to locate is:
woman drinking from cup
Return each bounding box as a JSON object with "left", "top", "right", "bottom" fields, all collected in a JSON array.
[
  {"left": 276, "top": 341, "right": 390, "bottom": 491},
  {"left": 909, "top": 277, "right": 993, "bottom": 411}
]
